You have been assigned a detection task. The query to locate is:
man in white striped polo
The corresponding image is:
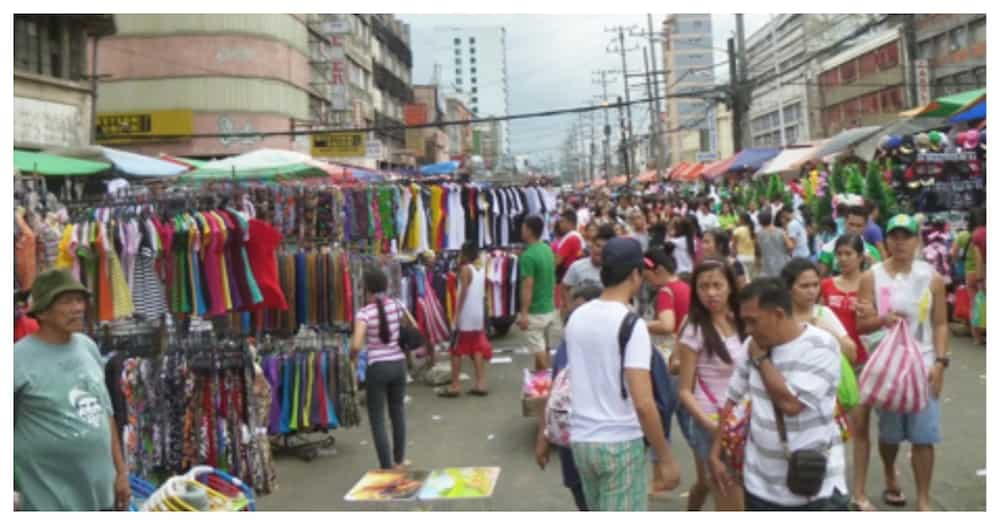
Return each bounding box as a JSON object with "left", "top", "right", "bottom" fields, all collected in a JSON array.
[{"left": 709, "top": 277, "right": 848, "bottom": 510}]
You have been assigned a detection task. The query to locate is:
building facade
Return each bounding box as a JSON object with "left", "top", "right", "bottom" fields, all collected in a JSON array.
[
  {"left": 817, "top": 29, "right": 907, "bottom": 136},
  {"left": 445, "top": 97, "right": 474, "bottom": 160},
  {"left": 94, "top": 14, "right": 327, "bottom": 158},
  {"left": 432, "top": 26, "right": 510, "bottom": 157},
  {"left": 912, "top": 14, "right": 986, "bottom": 99},
  {"left": 661, "top": 14, "right": 716, "bottom": 165},
  {"left": 744, "top": 14, "right": 877, "bottom": 147},
  {"left": 13, "top": 15, "right": 116, "bottom": 150},
  {"left": 405, "top": 84, "right": 450, "bottom": 164}
]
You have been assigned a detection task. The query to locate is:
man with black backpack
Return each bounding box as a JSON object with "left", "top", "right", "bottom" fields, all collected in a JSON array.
[{"left": 563, "top": 237, "right": 681, "bottom": 511}]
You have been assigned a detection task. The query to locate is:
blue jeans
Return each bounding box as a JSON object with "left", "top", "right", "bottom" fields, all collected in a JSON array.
[{"left": 877, "top": 395, "right": 941, "bottom": 445}]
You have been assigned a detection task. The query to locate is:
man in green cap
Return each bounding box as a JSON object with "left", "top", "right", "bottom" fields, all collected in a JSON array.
[{"left": 14, "top": 269, "right": 130, "bottom": 511}]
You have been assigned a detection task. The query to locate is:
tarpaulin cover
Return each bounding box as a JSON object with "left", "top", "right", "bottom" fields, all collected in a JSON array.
[
  {"left": 702, "top": 154, "right": 737, "bottom": 180},
  {"left": 180, "top": 149, "right": 344, "bottom": 181},
  {"left": 728, "top": 148, "right": 780, "bottom": 172},
  {"left": 755, "top": 144, "right": 825, "bottom": 176},
  {"left": 44, "top": 146, "right": 189, "bottom": 177},
  {"left": 419, "top": 161, "right": 460, "bottom": 175},
  {"left": 814, "top": 126, "right": 883, "bottom": 159},
  {"left": 14, "top": 149, "right": 111, "bottom": 176},
  {"left": 673, "top": 163, "right": 705, "bottom": 182},
  {"left": 853, "top": 118, "right": 949, "bottom": 159}
]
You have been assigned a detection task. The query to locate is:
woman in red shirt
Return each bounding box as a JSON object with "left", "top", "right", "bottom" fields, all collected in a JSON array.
[{"left": 819, "top": 233, "right": 872, "bottom": 511}]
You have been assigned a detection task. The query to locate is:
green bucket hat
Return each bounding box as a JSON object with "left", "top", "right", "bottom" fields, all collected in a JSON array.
[
  {"left": 886, "top": 214, "right": 919, "bottom": 235},
  {"left": 27, "top": 269, "right": 91, "bottom": 317}
]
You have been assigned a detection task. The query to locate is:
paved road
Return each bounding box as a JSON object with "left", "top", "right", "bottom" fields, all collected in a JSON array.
[{"left": 258, "top": 325, "right": 986, "bottom": 511}]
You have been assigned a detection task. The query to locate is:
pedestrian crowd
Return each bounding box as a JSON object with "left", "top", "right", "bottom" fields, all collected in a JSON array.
[{"left": 529, "top": 188, "right": 983, "bottom": 511}]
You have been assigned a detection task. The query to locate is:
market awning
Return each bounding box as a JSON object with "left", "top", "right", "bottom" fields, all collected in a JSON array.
[
  {"left": 419, "top": 160, "right": 460, "bottom": 175},
  {"left": 914, "top": 88, "right": 987, "bottom": 118},
  {"left": 158, "top": 154, "right": 208, "bottom": 169},
  {"left": 949, "top": 99, "right": 986, "bottom": 123},
  {"left": 179, "top": 149, "right": 345, "bottom": 182},
  {"left": 44, "top": 146, "right": 189, "bottom": 177},
  {"left": 637, "top": 170, "right": 657, "bottom": 183},
  {"left": 728, "top": 148, "right": 780, "bottom": 172},
  {"left": 675, "top": 162, "right": 705, "bottom": 182},
  {"left": 813, "top": 126, "right": 883, "bottom": 160},
  {"left": 755, "top": 143, "right": 826, "bottom": 177},
  {"left": 610, "top": 175, "right": 628, "bottom": 186},
  {"left": 702, "top": 154, "right": 737, "bottom": 180},
  {"left": 14, "top": 149, "right": 112, "bottom": 176},
  {"left": 667, "top": 162, "right": 690, "bottom": 181},
  {"left": 593, "top": 178, "right": 607, "bottom": 188}
]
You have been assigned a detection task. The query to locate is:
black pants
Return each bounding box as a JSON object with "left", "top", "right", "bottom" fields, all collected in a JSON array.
[
  {"left": 569, "top": 484, "right": 589, "bottom": 511},
  {"left": 745, "top": 489, "right": 850, "bottom": 511},
  {"left": 365, "top": 359, "right": 407, "bottom": 469}
]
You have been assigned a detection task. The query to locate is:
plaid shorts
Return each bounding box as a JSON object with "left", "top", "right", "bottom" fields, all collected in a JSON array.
[{"left": 571, "top": 438, "right": 647, "bottom": 511}]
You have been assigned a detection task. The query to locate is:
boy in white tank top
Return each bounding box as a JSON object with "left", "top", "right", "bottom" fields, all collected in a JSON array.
[{"left": 440, "top": 242, "right": 493, "bottom": 397}]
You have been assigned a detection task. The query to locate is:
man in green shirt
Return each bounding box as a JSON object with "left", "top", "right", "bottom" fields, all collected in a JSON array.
[
  {"left": 14, "top": 269, "right": 130, "bottom": 511},
  {"left": 517, "top": 215, "right": 559, "bottom": 371},
  {"left": 818, "top": 205, "right": 883, "bottom": 276}
]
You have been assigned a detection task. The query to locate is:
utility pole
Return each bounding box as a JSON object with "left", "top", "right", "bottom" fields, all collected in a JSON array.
[
  {"left": 617, "top": 95, "right": 631, "bottom": 184},
  {"left": 607, "top": 25, "right": 639, "bottom": 181},
  {"left": 728, "top": 37, "right": 745, "bottom": 152},
  {"left": 592, "top": 69, "right": 617, "bottom": 179},
  {"left": 769, "top": 15, "right": 787, "bottom": 147},
  {"left": 631, "top": 14, "right": 667, "bottom": 180},
  {"left": 642, "top": 46, "right": 658, "bottom": 178},
  {"left": 735, "top": 14, "right": 750, "bottom": 149}
]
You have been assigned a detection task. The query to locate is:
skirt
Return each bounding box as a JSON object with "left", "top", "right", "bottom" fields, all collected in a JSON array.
[{"left": 451, "top": 330, "right": 493, "bottom": 359}]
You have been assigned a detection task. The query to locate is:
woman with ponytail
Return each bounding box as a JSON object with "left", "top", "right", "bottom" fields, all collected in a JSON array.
[{"left": 351, "top": 266, "right": 414, "bottom": 470}]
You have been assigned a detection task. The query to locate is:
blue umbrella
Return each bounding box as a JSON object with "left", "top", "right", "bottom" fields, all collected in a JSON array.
[{"left": 949, "top": 100, "right": 986, "bottom": 123}]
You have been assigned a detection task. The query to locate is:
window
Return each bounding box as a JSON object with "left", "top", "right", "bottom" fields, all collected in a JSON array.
[
  {"left": 455, "top": 48, "right": 461, "bottom": 55},
  {"left": 860, "top": 50, "right": 878, "bottom": 75},
  {"left": 455, "top": 58, "right": 461, "bottom": 65},
  {"left": 471, "top": 97, "right": 478, "bottom": 103},
  {"left": 699, "top": 129, "right": 710, "bottom": 151},
  {"left": 47, "top": 18, "right": 61, "bottom": 76},
  {"left": 786, "top": 126, "right": 798, "bottom": 145},
  {"left": 949, "top": 26, "right": 967, "bottom": 52},
  {"left": 471, "top": 87, "right": 478, "bottom": 94},
  {"left": 456, "top": 77, "right": 462, "bottom": 84},
  {"left": 471, "top": 77, "right": 477, "bottom": 84},
  {"left": 782, "top": 103, "right": 800, "bottom": 124},
  {"left": 454, "top": 37, "right": 461, "bottom": 44},
  {"left": 469, "top": 37, "right": 476, "bottom": 44},
  {"left": 918, "top": 40, "right": 933, "bottom": 60},
  {"left": 820, "top": 69, "right": 840, "bottom": 87},
  {"left": 456, "top": 68, "right": 461, "bottom": 76},
  {"left": 970, "top": 18, "right": 986, "bottom": 44},
  {"left": 471, "top": 67, "right": 477, "bottom": 74},
  {"left": 471, "top": 57, "right": 476, "bottom": 64},
  {"left": 878, "top": 42, "right": 899, "bottom": 69},
  {"left": 933, "top": 34, "right": 948, "bottom": 57},
  {"left": 14, "top": 17, "right": 41, "bottom": 73},
  {"left": 470, "top": 47, "right": 476, "bottom": 54},
  {"left": 861, "top": 92, "right": 879, "bottom": 114},
  {"left": 472, "top": 106, "right": 479, "bottom": 114},
  {"left": 840, "top": 60, "right": 857, "bottom": 84}
]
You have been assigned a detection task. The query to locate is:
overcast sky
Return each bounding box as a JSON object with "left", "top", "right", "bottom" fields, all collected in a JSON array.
[{"left": 401, "top": 14, "right": 770, "bottom": 163}]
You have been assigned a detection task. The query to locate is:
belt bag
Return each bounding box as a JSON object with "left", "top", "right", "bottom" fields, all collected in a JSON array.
[{"left": 773, "top": 400, "right": 829, "bottom": 497}]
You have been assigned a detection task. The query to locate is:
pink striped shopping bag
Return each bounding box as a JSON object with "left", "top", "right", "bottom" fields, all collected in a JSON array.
[{"left": 858, "top": 320, "right": 930, "bottom": 413}]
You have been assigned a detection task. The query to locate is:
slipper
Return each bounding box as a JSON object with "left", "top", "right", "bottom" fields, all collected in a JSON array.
[
  {"left": 437, "top": 388, "right": 461, "bottom": 398},
  {"left": 468, "top": 389, "right": 489, "bottom": 397},
  {"left": 882, "top": 488, "right": 906, "bottom": 507},
  {"left": 850, "top": 498, "right": 878, "bottom": 511}
]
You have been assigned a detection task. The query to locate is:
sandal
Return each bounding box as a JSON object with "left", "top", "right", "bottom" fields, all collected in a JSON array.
[
  {"left": 882, "top": 488, "right": 906, "bottom": 507},
  {"left": 437, "top": 388, "right": 461, "bottom": 398},
  {"left": 468, "top": 389, "right": 489, "bottom": 397},
  {"left": 850, "top": 498, "right": 878, "bottom": 511}
]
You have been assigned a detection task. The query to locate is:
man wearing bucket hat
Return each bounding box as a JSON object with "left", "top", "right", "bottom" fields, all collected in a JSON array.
[
  {"left": 853, "top": 215, "right": 950, "bottom": 511},
  {"left": 13, "top": 269, "right": 130, "bottom": 511}
]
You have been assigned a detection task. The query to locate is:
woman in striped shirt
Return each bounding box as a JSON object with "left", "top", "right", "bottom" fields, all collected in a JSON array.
[{"left": 351, "top": 267, "right": 413, "bottom": 470}]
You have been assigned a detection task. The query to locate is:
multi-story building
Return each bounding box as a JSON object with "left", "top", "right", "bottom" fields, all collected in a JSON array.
[
  {"left": 369, "top": 14, "right": 416, "bottom": 168},
  {"left": 93, "top": 14, "right": 329, "bottom": 158},
  {"left": 744, "top": 14, "right": 875, "bottom": 146},
  {"left": 912, "top": 14, "right": 986, "bottom": 99},
  {"left": 661, "top": 14, "right": 716, "bottom": 164},
  {"left": 817, "top": 29, "right": 908, "bottom": 136},
  {"left": 13, "top": 15, "right": 116, "bottom": 150},
  {"left": 405, "top": 84, "right": 449, "bottom": 164},
  {"left": 432, "top": 26, "right": 510, "bottom": 157},
  {"left": 445, "top": 97, "right": 474, "bottom": 160}
]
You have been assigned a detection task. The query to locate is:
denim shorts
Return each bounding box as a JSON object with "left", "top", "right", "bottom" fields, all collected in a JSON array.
[
  {"left": 685, "top": 416, "right": 715, "bottom": 461},
  {"left": 877, "top": 395, "right": 941, "bottom": 445}
]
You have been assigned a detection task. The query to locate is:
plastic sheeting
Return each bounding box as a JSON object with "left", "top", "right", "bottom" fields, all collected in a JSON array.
[
  {"left": 728, "top": 148, "right": 780, "bottom": 172},
  {"left": 813, "top": 126, "right": 883, "bottom": 160},
  {"left": 179, "top": 148, "right": 348, "bottom": 181},
  {"left": 419, "top": 161, "right": 460, "bottom": 175},
  {"left": 43, "top": 146, "right": 189, "bottom": 177},
  {"left": 755, "top": 144, "right": 826, "bottom": 176},
  {"left": 14, "top": 149, "right": 111, "bottom": 176},
  {"left": 950, "top": 100, "right": 986, "bottom": 123}
]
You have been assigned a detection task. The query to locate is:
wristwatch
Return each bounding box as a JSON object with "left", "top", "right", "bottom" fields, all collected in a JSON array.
[
  {"left": 751, "top": 353, "right": 771, "bottom": 368},
  {"left": 935, "top": 356, "right": 951, "bottom": 369}
]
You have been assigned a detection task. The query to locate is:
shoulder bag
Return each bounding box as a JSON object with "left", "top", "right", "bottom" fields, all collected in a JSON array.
[{"left": 772, "top": 400, "right": 829, "bottom": 497}]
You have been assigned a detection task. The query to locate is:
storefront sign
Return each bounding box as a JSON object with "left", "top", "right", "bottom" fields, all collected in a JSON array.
[
  {"left": 330, "top": 35, "right": 349, "bottom": 111},
  {"left": 365, "top": 139, "right": 383, "bottom": 159},
  {"left": 914, "top": 59, "right": 932, "bottom": 106},
  {"left": 96, "top": 109, "right": 193, "bottom": 143},
  {"left": 312, "top": 131, "right": 365, "bottom": 157}
]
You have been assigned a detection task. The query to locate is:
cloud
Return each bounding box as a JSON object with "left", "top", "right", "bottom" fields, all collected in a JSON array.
[{"left": 402, "top": 14, "right": 770, "bottom": 161}]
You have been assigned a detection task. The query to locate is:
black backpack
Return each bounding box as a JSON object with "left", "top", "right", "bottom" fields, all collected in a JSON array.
[{"left": 617, "top": 312, "right": 677, "bottom": 441}]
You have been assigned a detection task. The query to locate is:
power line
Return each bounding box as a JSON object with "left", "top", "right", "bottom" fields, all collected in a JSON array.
[{"left": 98, "top": 85, "right": 728, "bottom": 141}]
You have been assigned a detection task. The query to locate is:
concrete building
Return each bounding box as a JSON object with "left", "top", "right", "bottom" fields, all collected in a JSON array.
[
  {"left": 912, "top": 14, "right": 986, "bottom": 99},
  {"left": 406, "top": 84, "right": 450, "bottom": 164},
  {"left": 445, "top": 97, "right": 474, "bottom": 160},
  {"left": 744, "top": 14, "right": 875, "bottom": 146},
  {"left": 661, "top": 14, "right": 716, "bottom": 164},
  {"left": 432, "top": 26, "right": 510, "bottom": 157},
  {"left": 94, "top": 14, "right": 328, "bottom": 158},
  {"left": 13, "top": 15, "right": 116, "bottom": 150},
  {"left": 817, "top": 29, "right": 907, "bottom": 136}
]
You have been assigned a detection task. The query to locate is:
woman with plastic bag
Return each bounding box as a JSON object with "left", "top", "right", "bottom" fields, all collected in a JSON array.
[{"left": 855, "top": 214, "right": 950, "bottom": 512}]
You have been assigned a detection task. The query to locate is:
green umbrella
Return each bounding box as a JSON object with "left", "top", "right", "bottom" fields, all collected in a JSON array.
[
  {"left": 917, "top": 88, "right": 987, "bottom": 118},
  {"left": 13, "top": 149, "right": 111, "bottom": 176}
]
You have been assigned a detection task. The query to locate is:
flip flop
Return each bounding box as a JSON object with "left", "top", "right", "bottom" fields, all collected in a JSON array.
[
  {"left": 850, "top": 498, "right": 878, "bottom": 511},
  {"left": 468, "top": 389, "right": 489, "bottom": 397},
  {"left": 437, "top": 388, "right": 461, "bottom": 398},
  {"left": 882, "top": 488, "right": 906, "bottom": 507}
]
